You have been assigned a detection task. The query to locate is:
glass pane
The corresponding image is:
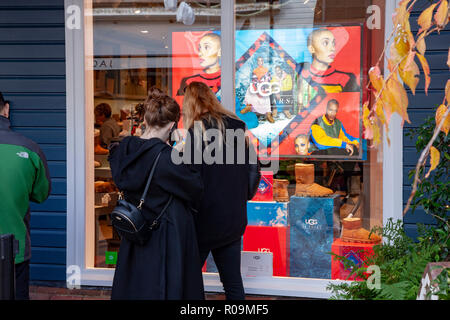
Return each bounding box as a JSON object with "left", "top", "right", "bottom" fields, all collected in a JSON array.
[
  {"left": 236, "top": 0, "right": 385, "bottom": 280},
  {"left": 87, "top": 0, "right": 221, "bottom": 268}
]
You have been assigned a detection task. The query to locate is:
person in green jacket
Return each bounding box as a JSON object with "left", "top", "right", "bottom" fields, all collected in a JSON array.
[{"left": 0, "top": 93, "right": 51, "bottom": 300}]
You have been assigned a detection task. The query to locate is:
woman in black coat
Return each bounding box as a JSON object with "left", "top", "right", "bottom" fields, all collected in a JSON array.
[
  {"left": 182, "top": 81, "right": 251, "bottom": 300},
  {"left": 108, "top": 89, "right": 204, "bottom": 300}
]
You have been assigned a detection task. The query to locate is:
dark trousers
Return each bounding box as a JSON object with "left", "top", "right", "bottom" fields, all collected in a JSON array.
[
  {"left": 199, "top": 238, "right": 245, "bottom": 300},
  {"left": 15, "top": 260, "right": 30, "bottom": 300}
]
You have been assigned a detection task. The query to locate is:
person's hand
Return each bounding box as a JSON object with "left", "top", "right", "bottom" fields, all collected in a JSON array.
[
  {"left": 345, "top": 143, "right": 354, "bottom": 156},
  {"left": 172, "top": 129, "right": 185, "bottom": 152}
]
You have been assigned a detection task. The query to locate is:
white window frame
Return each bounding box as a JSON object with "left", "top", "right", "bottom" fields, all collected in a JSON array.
[{"left": 65, "top": 0, "right": 401, "bottom": 298}]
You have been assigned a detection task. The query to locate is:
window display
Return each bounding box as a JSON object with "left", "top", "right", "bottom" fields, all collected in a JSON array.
[
  {"left": 235, "top": 26, "right": 362, "bottom": 159},
  {"left": 81, "top": 0, "right": 386, "bottom": 293}
]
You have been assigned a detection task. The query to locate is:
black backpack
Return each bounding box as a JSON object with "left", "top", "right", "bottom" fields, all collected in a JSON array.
[{"left": 110, "top": 151, "right": 173, "bottom": 245}]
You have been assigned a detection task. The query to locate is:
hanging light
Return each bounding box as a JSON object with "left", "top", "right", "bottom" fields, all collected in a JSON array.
[
  {"left": 176, "top": 1, "right": 195, "bottom": 25},
  {"left": 164, "top": 0, "right": 178, "bottom": 11}
]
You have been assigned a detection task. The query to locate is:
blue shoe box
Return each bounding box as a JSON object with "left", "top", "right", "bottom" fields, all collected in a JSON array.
[
  {"left": 288, "top": 195, "right": 340, "bottom": 279},
  {"left": 247, "top": 201, "right": 288, "bottom": 227}
]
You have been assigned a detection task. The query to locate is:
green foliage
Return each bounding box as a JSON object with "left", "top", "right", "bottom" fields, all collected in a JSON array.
[
  {"left": 327, "top": 219, "right": 448, "bottom": 300},
  {"left": 405, "top": 116, "right": 450, "bottom": 228},
  {"left": 428, "top": 266, "right": 449, "bottom": 300}
]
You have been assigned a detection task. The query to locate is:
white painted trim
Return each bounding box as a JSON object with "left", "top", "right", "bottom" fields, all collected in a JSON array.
[
  {"left": 204, "top": 273, "right": 349, "bottom": 299},
  {"left": 66, "top": 0, "right": 89, "bottom": 284},
  {"left": 220, "top": 0, "right": 236, "bottom": 112},
  {"left": 382, "top": 0, "right": 404, "bottom": 226}
]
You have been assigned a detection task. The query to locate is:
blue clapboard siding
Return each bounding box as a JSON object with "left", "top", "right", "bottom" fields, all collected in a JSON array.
[
  {"left": 403, "top": 0, "right": 449, "bottom": 238},
  {"left": 0, "top": 0, "right": 66, "bottom": 281}
]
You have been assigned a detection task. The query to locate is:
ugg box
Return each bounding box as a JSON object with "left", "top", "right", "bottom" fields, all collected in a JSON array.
[
  {"left": 251, "top": 171, "right": 273, "bottom": 201},
  {"left": 247, "top": 201, "right": 288, "bottom": 227},
  {"left": 243, "top": 226, "right": 289, "bottom": 277},
  {"left": 288, "top": 195, "right": 340, "bottom": 279},
  {"left": 331, "top": 238, "right": 376, "bottom": 281}
]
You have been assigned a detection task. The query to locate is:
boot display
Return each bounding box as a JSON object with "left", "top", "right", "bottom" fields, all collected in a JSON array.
[
  {"left": 266, "top": 112, "right": 275, "bottom": 123},
  {"left": 341, "top": 217, "right": 381, "bottom": 244},
  {"left": 273, "top": 179, "right": 289, "bottom": 202},
  {"left": 94, "top": 129, "right": 109, "bottom": 155},
  {"left": 295, "top": 163, "right": 333, "bottom": 197}
]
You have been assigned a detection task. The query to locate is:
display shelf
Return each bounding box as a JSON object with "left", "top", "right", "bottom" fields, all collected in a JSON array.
[{"left": 95, "top": 167, "right": 112, "bottom": 179}]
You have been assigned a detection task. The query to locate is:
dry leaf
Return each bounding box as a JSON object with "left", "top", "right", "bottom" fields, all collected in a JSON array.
[
  {"left": 436, "top": 104, "right": 450, "bottom": 135},
  {"left": 372, "top": 120, "right": 381, "bottom": 146},
  {"left": 416, "top": 34, "right": 427, "bottom": 56},
  {"left": 425, "top": 146, "right": 440, "bottom": 178},
  {"left": 418, "top": 3, "right": 438, "bottom": 34},
  {"left": 434, "top": 0, "right": 449, "bottom": 29},
  {"left": 399, "top": 57, "right": 420, "bottom": 94},
  {"left": 375, "top": 99, "right": 387, "bottom": 125},
  {"left": 448, "top": 48, "right": 450, "bottom": 69},
  {"left": 385, "top": 77, "right": 410, "bottom": 124},
  {"left": 416, "top": 53, "right": 431, "bottom": 95},
  {"left": 446, "top": 79, "right": 450, "bottom": 103},
  {"left": 369, "top": 66, "right": 384, "bottom": 92},
  {"left": 362, "top": 101, "right": 373, "bottom": 140},
  {"left": 389, "top": 31, "right": 419, "bottom": 94},
  {"left": 393, "top": 0, "right": 413, "bottom": 26}
]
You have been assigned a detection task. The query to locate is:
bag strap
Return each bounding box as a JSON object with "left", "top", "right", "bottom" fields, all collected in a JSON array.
[
  {"left": 137, "top": 151, "right": 163, "bottom": 209},
  {"left": 148, "top": 194, "right": 173, "bottom": 230}
]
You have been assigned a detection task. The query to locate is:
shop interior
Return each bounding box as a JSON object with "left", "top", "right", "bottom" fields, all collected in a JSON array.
[{"left": 89, "top": 0, "right": 385, "bottom": 281}]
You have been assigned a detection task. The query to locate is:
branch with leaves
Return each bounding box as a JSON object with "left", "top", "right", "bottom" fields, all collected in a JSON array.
[{"left": 363, "top": 0, "right": 449, "bottom": 216}]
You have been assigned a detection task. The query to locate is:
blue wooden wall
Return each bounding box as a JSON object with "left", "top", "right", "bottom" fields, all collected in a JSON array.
[
  {"left": 0, "top": 0, "right": 66, "bottom": 281},
  {"left": 403, "top": 0, "right": 449, "bottom": 239}
]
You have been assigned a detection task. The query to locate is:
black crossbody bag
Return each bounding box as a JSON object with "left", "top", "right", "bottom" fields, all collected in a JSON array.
[{"left": 111, "top": 151, "right": 173, "bottom": 246}]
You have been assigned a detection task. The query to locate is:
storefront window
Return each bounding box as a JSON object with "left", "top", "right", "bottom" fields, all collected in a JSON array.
[
  {"left": 86, "top": 0, "right": 221, "bottom": 268},
  {"left": 82, "top": 0, "right": 387, "bottom": 290},
  {"left": 233, "top": 0, "right": 385, "bottom": 281}
]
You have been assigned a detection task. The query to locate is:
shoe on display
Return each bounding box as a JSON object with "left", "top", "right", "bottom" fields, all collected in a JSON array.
[
  {"left": 283, "top": 110, "right": 293, "bottom": 119},
  {"left": 294, "top": 163, "right": 333, "bottom": 197},
  {"left": 272, "top": 108, "right": 278, "bottom": 118},
  {"left": 341, "top": 217, "right": 381, "bottom": 244},
  {"left": 240, "top": 105, "right": 252, "bottom": 114},
  {"left": 266, "top": 112, "right": 275, "bottom": 123},
  {"left": 273, "top": 179, "right": 289, "bottom": 202}
]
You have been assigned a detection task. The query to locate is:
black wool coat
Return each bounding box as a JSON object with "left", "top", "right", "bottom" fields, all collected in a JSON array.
[
  {"left": 185, "top": 116, "right": 249, "bottom": 252},
  {"left": 108, "top": 136, "right": 204, "bottom": 300}
]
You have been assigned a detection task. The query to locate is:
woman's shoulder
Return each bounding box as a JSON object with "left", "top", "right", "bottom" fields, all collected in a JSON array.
[{"left": 224, "top": 115, "right": 246, "bottom": 130}]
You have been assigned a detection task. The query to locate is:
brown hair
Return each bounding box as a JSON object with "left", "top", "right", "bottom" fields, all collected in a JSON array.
[
  {"left": 182, "top": 82, "right": 239, "bottom": 133},
  {"left": 143, "top": 86, "right": 180, "bottom": 128},
  {"left": 94, "top": 103, "right": 112, "bottom": 118}
]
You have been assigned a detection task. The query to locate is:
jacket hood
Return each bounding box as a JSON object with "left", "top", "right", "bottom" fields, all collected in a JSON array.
[{"left": 108, "top": 136, "right": 166, "bottom": 193}]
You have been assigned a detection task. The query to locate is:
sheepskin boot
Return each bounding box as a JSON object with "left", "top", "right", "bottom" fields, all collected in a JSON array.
[
  {"left": 295, "top": 163, "right": 333, "bottom": 197},
  {"left": 341, "top": 217, "right": 381, "bottom": 244},
  {"left": 273, "top": 179, "right": 290, "bottom": 202}
]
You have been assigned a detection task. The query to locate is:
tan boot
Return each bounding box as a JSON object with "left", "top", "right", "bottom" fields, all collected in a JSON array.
[
  {"left": 272, "top": 108, "right": 278, "bottom": 118},
  {"left": 94, "top": 136, "right": 109, "bottom": 155},
  {"left": 240, "top": 105, "right": 253, "bottom": 114},
  {"left": 295, "top": 163, "right": 333, "bottom": 197},
  {"left": 341, "top": 217, "right": 381, "bottom": 244},
  {"left": 283, "top": 110, "right": 293, "bottom": 119},
  {"left": 273, "top": 179, "right": 289, "bottom": 202},
  {"left": 266, "top": 112, "right": 275, "bottom": 123}
]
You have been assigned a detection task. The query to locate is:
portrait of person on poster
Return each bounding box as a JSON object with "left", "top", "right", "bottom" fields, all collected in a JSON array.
[
  {"left": 297, "top": 28, "right": 360, "bottom": 112},
  {"left": 309, "top": 99, "right": 360, "bottom": 156},
  {"left": 173, "top": 26, "right": 362, "bottom": 159},
  {"left": 176, "top": 32, "right": 221, "bottom": 97},
  {"left": 270, "top": 65, "right": 294, "bottom": 119},
  {"left": 240, "top": 56, "right": 275, "bottom": 123}
]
